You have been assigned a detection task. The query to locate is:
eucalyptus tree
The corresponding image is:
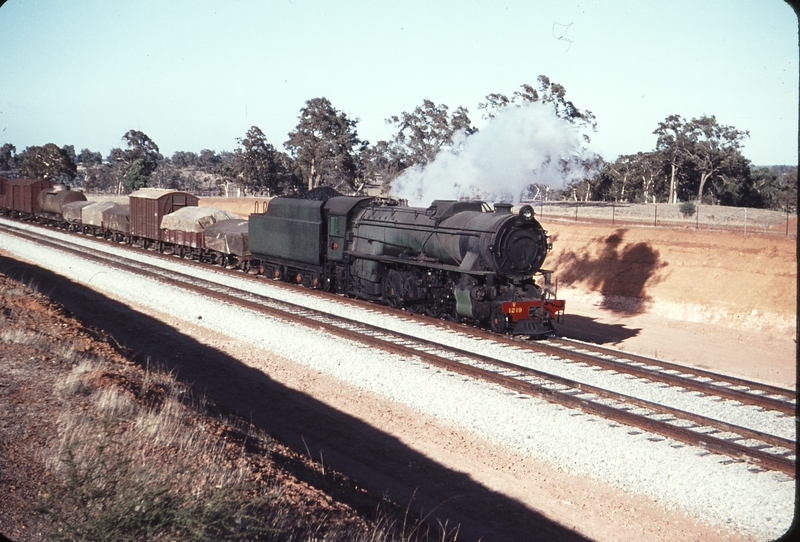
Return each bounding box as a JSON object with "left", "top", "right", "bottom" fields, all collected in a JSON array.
[
  {"left": 682, "top": 115, "right": 750, "bottom": 204},
  {"left": 478, "top": 75, "right": 597, "bottom": 140},
  {"left": 654, "top": 115, "right": 749, "bottom": 205},
  {"left": 18, "top": 143, "right": 77, "bottom": 184},
  {"left": 0, "top": 143, "right": 18, "bottom": 171},
  {"left": 77, "top": 148, "right": 103, "bottom": 166},
  {"left": 358, "top": 140, "right": 406, "bottom": 193},
  {"left": 198, "top": 149, "right": 220, "bottom": 170},
  {"left": 387, "top": 99, "right": 476, "bottom": 168},
  {"left": 653, "top": 115, "right": 690, "bottom": 204},
  {"left": 285, "top": 98, "right": 362, "bottom": 193},
  {"left": 108, "top": 130, "right": 163, "bottom": 192},
  {"left": 237, "top": 126, "right": 297, "bottom": 195},
  {"left": 170, "top": 151, "right": 198, "bottom": 168}
]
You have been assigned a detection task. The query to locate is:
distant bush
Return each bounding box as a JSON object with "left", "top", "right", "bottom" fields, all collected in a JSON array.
[{"left": 680, "top": 201, "right": 696, "bottom": 218}]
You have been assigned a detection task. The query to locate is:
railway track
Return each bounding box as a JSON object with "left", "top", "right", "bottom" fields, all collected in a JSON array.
[{"left": 2, "top": 220, "right": 796, "bottom": 477}]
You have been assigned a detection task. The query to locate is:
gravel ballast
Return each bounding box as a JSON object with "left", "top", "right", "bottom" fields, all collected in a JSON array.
[{"left": 1, "top": 220, "right": 795, "bottom": 540}]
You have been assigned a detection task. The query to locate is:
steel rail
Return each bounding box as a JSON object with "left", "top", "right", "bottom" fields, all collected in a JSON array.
[
  {"left": 547, "top": 336, "right": 795, "bottom": 401},
  {"left": 433, "top": 320, "right": 798, "bottom": 415}
]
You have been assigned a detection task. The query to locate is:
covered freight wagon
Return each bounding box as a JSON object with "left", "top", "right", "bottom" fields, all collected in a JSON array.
[
  {"left": 81, "top": 201, "right": 119, "bottom": 234},
  {"left": 103, "top": 204, "right": 130, "bottom": 240},
  {"left": 160, "top": 206, "right": 240, "bottom": 249},
  {"left": 129, "top": 189, "right": 198, "bottom": 242},
  {"left": 62, "top": 201, "right": 93, "bottom": 226},
  {"left": 204, "top": 219, "right": 249, "bottom": 259}
]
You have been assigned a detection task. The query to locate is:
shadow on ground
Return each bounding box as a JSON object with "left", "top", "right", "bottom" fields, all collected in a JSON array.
[
  {"left": 555, "top": 313, "right": 642, "bottom": 345},
  {"left": 551, "top": 229, "right": 668, "bottom": 314},
  {"left": 0, "top": 255, "right": 591, "bottom": 542}
]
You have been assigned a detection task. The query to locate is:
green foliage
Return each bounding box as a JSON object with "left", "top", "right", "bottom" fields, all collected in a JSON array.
[
  {"left": 387, "top": 99, "right": 476, "bottom": 168},
  {"left": 171, "top": 151, "right": 199, "bottom": 168},
  {"left": 122, "top": 158, "right": 150, "bottom": 191},
  {"left": 679, "top": 201, "right": 696, "bottom": 217},
  {"left": 0, "top": 142, "right": 18, "bottom": 170},
  {"left": 650, "top": 114, "right": 751, "bottom": 206},
  {"left": 77, "top": 148, "right": 103, "bottom": 166},
  {"left": 358, "top": 140, "right": 407, "bottom": 193},
  {"left": 18, "top": 143, "right": 78, "bottom": 183},
  {"left": 198, "top": 149, "right": 221, "bottom": 170},
  {"left": 83, "top": 164, "right": 120, "bottom": 192},
  {"left": 590, "top": 151, "right": 666, "bottom": 203},
  {"left": 109, "top": 130, "right": 162, "bottom": 192},
  {"left": 6, "top": 84, "right": 792, "bottom": 210},
  {"left": 149, "top": 162, "right": 184, "bottom": 190},
  {"left": 285, "top": 97, "right": 362, "bottom": 193},
  {"left": 237, "top": 126, "right": 297, "bottom": 195},
  {"left": 371, "top": 98, "right": 476, "bottom": 193},
  {"left": 478, "top": 75, "right": 597, "bottom": 141}
]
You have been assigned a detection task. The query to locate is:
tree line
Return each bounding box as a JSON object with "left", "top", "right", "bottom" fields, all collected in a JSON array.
[{"left": 0, "top": 75, "right": 795, "bottom": 210}]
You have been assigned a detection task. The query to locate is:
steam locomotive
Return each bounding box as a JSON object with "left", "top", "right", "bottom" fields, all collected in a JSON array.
[
  {"left": 250, "top": 194, "right": 564, "bottom": 335},
  {"left": 0, "top": 177, "right": 564, "bottom": 336}
]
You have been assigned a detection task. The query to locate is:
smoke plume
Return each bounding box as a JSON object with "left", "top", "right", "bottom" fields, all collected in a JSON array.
[{"left": 391, "top": 101, "right": 595, "bottom": 207}]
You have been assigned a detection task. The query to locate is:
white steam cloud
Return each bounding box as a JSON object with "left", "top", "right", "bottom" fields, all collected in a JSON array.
[{"left": 391, "top": 101, "right": 595, "bottom": 207}]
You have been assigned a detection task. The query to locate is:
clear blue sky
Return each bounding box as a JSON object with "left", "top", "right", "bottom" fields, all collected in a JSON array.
[{"left": 1, "top": 0, "right": 797, "bottom": 166}]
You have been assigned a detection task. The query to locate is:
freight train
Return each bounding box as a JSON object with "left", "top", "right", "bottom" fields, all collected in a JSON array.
[{"left": 0, "top": 177, "right": 564, "bottom": 336}]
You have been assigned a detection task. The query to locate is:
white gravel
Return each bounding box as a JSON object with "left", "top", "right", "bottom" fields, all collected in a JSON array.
[{"left": 1, "top": 219, "right": 795, "bottom": 540}]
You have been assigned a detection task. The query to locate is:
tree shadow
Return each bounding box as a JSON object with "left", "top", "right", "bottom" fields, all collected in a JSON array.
[
  {"left": 0, "top": 255, "right": 591, "bottom": 542},
  {"left": 551, "top": 229, "right": 668, "bottom": 314},
  {"left": 555, "top": 313, "right": 642, "bottom": 345}
]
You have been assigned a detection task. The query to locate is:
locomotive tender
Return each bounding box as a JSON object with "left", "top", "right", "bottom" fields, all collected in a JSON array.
[{"left": 0, "top": 176, "right": 564, "bottom": 336}]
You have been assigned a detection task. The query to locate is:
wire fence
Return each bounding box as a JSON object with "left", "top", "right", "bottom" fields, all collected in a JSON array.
[{"left": 531, "top": 201, "right": 797, "bottom": 237}]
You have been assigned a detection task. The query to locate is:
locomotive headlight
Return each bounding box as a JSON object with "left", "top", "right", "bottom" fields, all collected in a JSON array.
[{"left": 519, "top": 205, "right": 534, "bottom": 221}]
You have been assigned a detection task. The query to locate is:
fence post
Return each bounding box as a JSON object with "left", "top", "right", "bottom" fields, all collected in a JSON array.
[
  {"left": 696, "top": 203, "right": 700, "bottom": 229},
  {"left": 654, "top": 204, "right": 658, "bottom": 227},
  {"left": 575, "top": 205, "right": 578, "bottom": 222},
  {"left": 744, "top": 207, "right": 747, "bottom": 235},
  {"left": 787, "top": 206, "right": 790, "bottom": 236},
  {"left": 612, "top": 203, "right": 615, "bottom": 225}
]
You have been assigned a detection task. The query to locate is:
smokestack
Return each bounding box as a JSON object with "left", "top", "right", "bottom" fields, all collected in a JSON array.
[{"left": 494, "top": 203, "right": 513, "bottom": 214}]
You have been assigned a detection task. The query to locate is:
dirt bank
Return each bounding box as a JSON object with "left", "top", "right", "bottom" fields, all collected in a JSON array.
[
  {"left": 546, "top": 222, "right": 796, "bottom": 388},
  {"left": 548, "top": 223, "right": 796, "bottom": 334}
]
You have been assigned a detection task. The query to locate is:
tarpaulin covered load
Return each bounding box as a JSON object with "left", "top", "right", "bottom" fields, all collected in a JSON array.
[
  {"left": 103, "top": 204, "right": 130, "bottom": 234},
  {"left": 82, "top": 202, "right": 119, "bottom": 227},
  {"left": 160, "top": 206, "right": 241, "bottom": 232},
  {"left": 62, "top": 201, "right": 93, "bottom": 223},
  {"left": 203, "top": 219, "right": 249, "bottom": 257}
]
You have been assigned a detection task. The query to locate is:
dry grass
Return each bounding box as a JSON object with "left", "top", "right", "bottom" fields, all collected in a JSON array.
[
  {"left": 32, "top": 357, "right": 453, "bottom": 542},
  {"left": 40, "top": 362, "right": 282, "bottom": 540}
]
